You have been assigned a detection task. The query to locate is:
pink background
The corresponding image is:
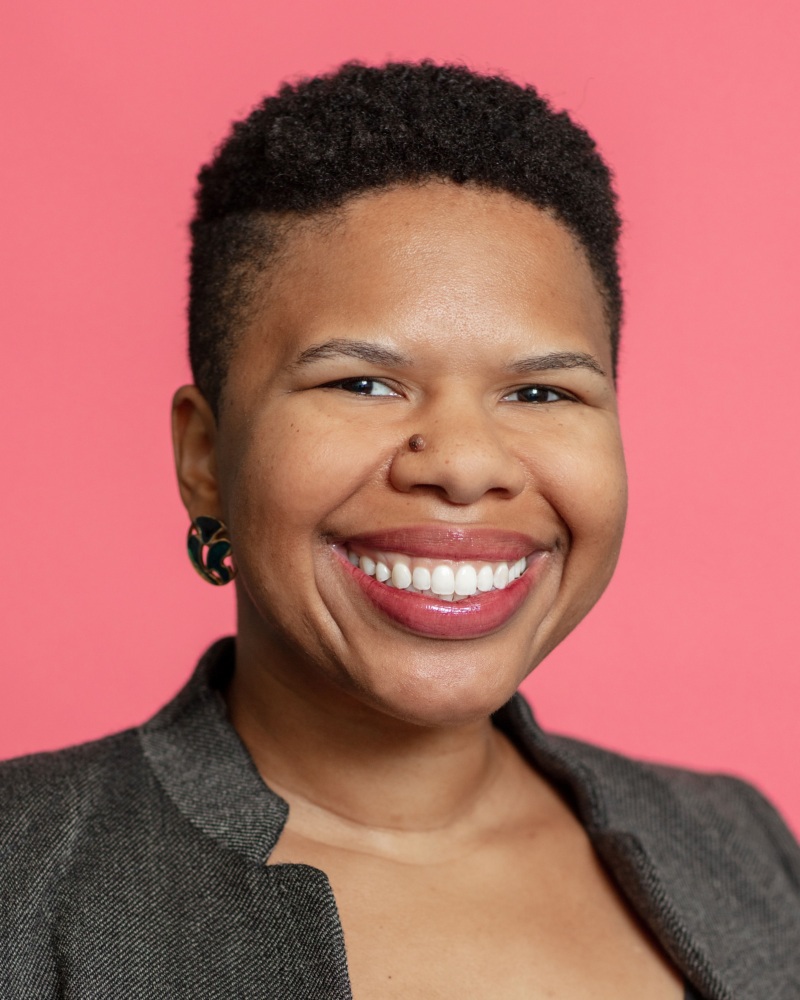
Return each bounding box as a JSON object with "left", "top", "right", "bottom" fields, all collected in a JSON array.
[{"left": 2, "top": 2, "right": 799, "bottom": 831}]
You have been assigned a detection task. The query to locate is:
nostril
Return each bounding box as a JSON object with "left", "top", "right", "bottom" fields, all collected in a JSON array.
[{"left": 388, "top": 423, "right": 525, "bottom": 505}]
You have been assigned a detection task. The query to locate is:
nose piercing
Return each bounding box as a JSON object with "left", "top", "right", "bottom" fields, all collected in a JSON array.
[{"left": 408, "top": 434, "right": 426, "bottom": 452}]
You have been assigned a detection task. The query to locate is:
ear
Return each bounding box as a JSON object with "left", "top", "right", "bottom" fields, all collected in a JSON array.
[{"left": 172, "top": 386, "right": 222, "bottom": 520}]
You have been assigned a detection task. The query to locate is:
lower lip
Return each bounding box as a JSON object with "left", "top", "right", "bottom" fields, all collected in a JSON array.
[{"left": 334, "top": 550, "right": 543, "bottom": 639}]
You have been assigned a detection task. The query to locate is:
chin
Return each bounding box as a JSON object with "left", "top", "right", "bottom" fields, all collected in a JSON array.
[{"left": 352, "top": 650, "right": 526, "bottom": 729}]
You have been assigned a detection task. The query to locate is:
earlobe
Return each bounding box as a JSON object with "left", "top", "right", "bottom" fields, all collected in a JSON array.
[{"left": 171, "top": 385, "right": 221, "bottom": 518}]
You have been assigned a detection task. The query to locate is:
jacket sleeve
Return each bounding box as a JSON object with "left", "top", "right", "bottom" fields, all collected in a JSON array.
[
  {"left": 729, "top": 775, "right": 800, "bottom": 892},
  {"left": 0, "top": 752, "right": 74, "bottom": 999}
]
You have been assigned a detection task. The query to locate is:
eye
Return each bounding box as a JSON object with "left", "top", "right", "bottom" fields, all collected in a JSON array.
[
  {"left": 322, "top": 377, "right": 400, "bottom": 397},
  {"left": 502, "top": 384, "right": 575, "bottom": 404}
]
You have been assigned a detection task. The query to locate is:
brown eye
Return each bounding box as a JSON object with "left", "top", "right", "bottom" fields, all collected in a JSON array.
[
  {"left": 503, "top": 385, "right": 572, "bottom": 404},
  {"left": 322, "top": 377, "right": 399, "bottom": 397}
]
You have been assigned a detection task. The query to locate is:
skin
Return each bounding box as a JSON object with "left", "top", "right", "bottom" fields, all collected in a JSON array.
[{"left": 173, "top": 182, "right": 682, "bottom": 997}]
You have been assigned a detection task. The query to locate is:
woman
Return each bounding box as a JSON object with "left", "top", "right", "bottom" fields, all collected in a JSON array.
[{"left": 1, "top": 62, "right": 798, "bottom": 999}]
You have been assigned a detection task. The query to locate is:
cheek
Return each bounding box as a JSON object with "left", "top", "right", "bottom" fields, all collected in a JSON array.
[
  {"left": 536, "top": 413, "right": 628, "bottom": 557},
  {"left": 219, "top": 401, "right": 389, "bottom": 552},
  {"left": 521, "top": 413, "right": 627, "bottom": 652}
]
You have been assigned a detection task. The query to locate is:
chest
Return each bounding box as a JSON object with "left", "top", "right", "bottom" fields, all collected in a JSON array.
[{"left": 269, "top": 827, "right": 684, "bottom": 1000}]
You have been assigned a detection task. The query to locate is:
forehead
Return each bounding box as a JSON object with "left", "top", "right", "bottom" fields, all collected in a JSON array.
[{"left": 240, "top": 182, "right": 611, "bottom": 372}]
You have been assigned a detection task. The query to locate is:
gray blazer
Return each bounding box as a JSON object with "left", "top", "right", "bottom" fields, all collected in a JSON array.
[{"left": 1, "top": 638, "right": 798, "bottom": 999}]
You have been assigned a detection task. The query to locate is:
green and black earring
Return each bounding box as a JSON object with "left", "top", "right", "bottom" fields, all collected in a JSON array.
[{"left": 187, "top": 516, "right": 237, "bottom": 586}]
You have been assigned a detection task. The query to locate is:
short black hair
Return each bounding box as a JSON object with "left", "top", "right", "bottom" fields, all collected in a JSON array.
[{"left": 189, "top": 61, "right": 622, "bottom": 412}]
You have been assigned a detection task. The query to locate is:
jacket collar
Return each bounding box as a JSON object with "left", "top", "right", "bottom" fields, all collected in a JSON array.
[
  {"left": 494, "top": 695, "right": 797, "bottom": 1000},
  {"left": 139, "top": 637, "right": 287, "bottom": 863},
  {"left": 140, "top": 637, "right": 790, "bottom": 1000}
]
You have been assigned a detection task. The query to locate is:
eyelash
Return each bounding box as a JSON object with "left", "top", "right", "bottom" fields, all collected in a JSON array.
[
  {"left": 502, "top": 385, "right": 576, "bottom": 404},
  {"left": 321, "top": 377, "right": 576, "bottom": 404},
  {"left": 321, "top": 377, "right": 400, "bottom": 397}
]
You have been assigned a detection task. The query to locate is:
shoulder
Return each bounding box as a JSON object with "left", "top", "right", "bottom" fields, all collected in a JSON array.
[
  {"left": 0, "top": 727, "right": 145, "bottom": 806},
  {"left": 657, "top": 759, "right": 800, "bottom": 885},
  {"left": 0, "top": 729, "right": 160, "bottom": 877},
  {"left": 0, "top": 730, "right": 165, "bottom": 989},
  {"left": 549, "top": 730, "right": 800, "bottom": 890}
]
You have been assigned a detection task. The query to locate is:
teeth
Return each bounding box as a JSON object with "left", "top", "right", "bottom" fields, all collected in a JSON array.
[
  {"left": 454, "top": 564, "right": 478, "bottom": 596},
  {"left": 412, "top": 566, "right": 431, "bottom": 591},
  {"left": 391, "top": 562, "right": 412, "bottom": 590},
  {"left": 347, "top": 546, "right": 529, "bottom": 599},
  {"left": 431, "top": 565, "right": 456, "bottom": 596}
]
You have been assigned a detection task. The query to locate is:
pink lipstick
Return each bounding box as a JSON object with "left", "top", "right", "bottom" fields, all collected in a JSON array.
[{"left": 332, "top": 525, "right": 549, "bottom": 639}]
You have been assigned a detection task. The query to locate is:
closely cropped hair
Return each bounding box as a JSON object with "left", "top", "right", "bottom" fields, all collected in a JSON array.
[{"left": 189, "top": 61, "right": 622, "bottom": 412}]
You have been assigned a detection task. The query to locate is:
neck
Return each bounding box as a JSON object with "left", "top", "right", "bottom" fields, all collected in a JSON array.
[{"left": 227, "top": 631, "right": 520, "bottom": 837}]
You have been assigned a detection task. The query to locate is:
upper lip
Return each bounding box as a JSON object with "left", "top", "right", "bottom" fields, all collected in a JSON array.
[{"left": 341, "top": 525, "right": 545, "bottom": 561}]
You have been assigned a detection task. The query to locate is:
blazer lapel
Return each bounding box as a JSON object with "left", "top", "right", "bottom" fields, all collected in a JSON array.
[{"left": 495, "top": 694, "right": 800, "bottom": 1000}]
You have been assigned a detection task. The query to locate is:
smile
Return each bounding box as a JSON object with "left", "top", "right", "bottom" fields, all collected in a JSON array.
[
  {"left": 344, "top": 545, "right": 529, "bottom": 601},
  {"left": 332, "top": 527, "right": 547, "bottom": 639}
]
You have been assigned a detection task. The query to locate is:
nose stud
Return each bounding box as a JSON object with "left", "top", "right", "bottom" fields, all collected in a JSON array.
[{"left": 408, "top": 434, "right": 426, "bottom": 452}]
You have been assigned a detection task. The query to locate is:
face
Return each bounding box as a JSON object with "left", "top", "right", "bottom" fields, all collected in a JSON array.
[{"left": 174, "top": 182, "right": 627, "bottom": 727}]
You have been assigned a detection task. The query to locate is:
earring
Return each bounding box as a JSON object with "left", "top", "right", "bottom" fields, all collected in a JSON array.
[{"left": 187, "top": 516, "right": 237, "bottom": 586}]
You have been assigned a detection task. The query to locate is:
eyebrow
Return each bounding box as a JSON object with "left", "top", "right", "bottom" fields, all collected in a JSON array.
[
  {"left": 507, "top": 351, "right": 607, "bottom": 378},
  {"left": 287, "top": 339, "right": 412, "bottom": 370},
  {"left": 287, "top": 339, "right": 607, "bottom": 378}
]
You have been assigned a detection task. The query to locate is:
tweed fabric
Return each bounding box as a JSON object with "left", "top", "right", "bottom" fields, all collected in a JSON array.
[{"left": 1, "top": 637, "right": 798, "bottom": 999}]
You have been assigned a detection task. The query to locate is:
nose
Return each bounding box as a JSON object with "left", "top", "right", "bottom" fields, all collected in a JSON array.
[{"left": 389, "top": 398, "right": 526, "bottom": 505}]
